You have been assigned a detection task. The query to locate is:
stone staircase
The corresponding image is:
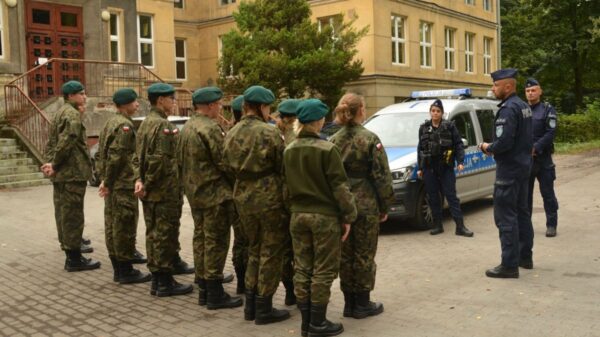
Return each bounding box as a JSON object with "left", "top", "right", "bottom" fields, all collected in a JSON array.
[{"left": 0, "top": 138, "right": 50, "bottom": 189}]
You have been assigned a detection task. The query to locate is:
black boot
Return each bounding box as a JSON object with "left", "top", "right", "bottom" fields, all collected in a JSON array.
[
  {"left": 234, "top": 266, "right": 246, "bottom": 294},
  {"left": 197, "top": 278, "right": 207, "bottom": 306},
  {"left": 430, "top": 218, "right": 444, "bottom": 235},
  {"left": 131, "top": 249, "right": 148, "bottom": 264},
  {"left": 109, "top": 256, "right": 119, "bottom": 282},
  {"left": 64, "top": 250, "right": 101, "bottom": 272},
  {"left": 118, "top": 261, "right": 151, "bottom": 284},
  {"left": 283, "top": 280, "right": 296, "bottom": 306},
  {"left": 82, "top": 237, "right": 91, "bottom": 245},
  {"left": 150, "top": 272, "right": 159, "bottom": 296},
  {"left": 455, "top": 218, "right": 474, "bottom": 237},
  {"left": 298, "top": 301, "right": 310, "bottom": 337},
  {"left": 244, "top": 289, "right": 256, "bottom": 321},
  {"left": 80, "top": 243, "right": 94, "bottom": 254},
  {"left": 308, "top": 303, "right": 344, "bottom": 337},
  {"left": 353, "top": 291, "right": 384, "bottom": 319},
  {"left": 206, "top": 279, "right": 243, "bottom": 310},
  {"left": 156, "top": 273, "right": 194, "bottom": 297},
  {"left": 342, "top": 291, "right": 355, "bottom": 317},
  {"left": 485, "top": 265, "right": 519, "bottom": 278},
  {"left": 222, "top": 272, "right": 234, "bottom": 284},
  {"left": 255, "top": 294, "right": 290, "bottom": 325},
  {"left": 172, "top": 255, "right": 195, "bottom": 275}
]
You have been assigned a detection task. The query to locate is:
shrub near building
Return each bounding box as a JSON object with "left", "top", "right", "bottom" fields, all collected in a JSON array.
[{"left": 556, "top": 99, "right": 600, "bottom": 143}]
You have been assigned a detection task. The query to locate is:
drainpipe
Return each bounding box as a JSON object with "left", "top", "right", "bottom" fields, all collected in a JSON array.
[{"left": 497, "top": 0, "right": 502, "bottom": 68}]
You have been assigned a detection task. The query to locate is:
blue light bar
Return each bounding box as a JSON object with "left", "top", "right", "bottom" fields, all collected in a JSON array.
[{"left": 410, "top": 88, "right": 472, "bottom": 99}]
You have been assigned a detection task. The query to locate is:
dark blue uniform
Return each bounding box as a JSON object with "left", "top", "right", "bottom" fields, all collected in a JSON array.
[
  {"left": 527, "top": 102, "right": 559, "bottom": 229},
  {"left": 487, "top": 93, "right": 534, "bottom": 268}
]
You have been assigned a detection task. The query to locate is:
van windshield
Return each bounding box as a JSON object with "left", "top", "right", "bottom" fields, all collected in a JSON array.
[{"left": 364, "top": 112, "right": 429, "bottom": 147}]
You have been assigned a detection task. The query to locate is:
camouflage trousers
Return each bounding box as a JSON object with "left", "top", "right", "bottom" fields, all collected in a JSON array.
[
  {"left": 142, "top": 200, "right": 180, "bottom": 273},
  {"left": 104, "top": 189, "right": 138, "bottom": 262},
  {"left": 191, "top": 200, "right": 234, "bottom": 280},
  {"left": 340, "top": 214, "right": 379, "bottom": 292},
  {"left": 290, "top": 212, "right": 341, "bottom": 305},
  {"left": 238, "top": 207, "right": 288, "bottom": 296},
  {"left": 231, "top": 211, "right": 248, "bottom": 270},
  {"left": 281, "top": 217, "right": 294, "bottom": 282},
  {"left": 52, "top": 181, "right": 86, "bottom": 251}
]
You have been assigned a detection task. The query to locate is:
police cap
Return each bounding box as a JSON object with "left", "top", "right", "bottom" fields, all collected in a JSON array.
[
  {"left": 278, "top": 99, "right": 301, "bottom": 117},
  {"left": 192, "top": 87, "right": 223, "bottom": 104},
  {"left": 491, "top": 68, "right": 518, "bottom": 82},
  {"left": 297, "top": 99, "right": 329, "bottom": 124},
  {"left": 231, "top": 95, "right": 244, "bottom": 112},
  {"left": 147, "top": 83, "right": 175, "bottom": 96},
  {"left": 243, "top": 85, "right": 275, "bottom": 104},
  {"left": 61, "top": 80, "right": 85, "bottom": 95},
  {"left": 525, "top": 78, "right": 540, "bottom": 88},
  {"left": 430, "top": 99, "right": 444, "bottom": 113}
]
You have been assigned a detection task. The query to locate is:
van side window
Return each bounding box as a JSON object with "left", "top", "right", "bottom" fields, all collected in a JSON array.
[
  {"left": 450, "top": 112, "right": 476, "bottom": 146},
  {"left": 476, "top": 109, "right": 495, "bottom": 143}
]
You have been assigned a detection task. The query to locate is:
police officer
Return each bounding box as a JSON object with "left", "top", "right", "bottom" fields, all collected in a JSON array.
[
  {"left": 525, "top": 78, "right": 559, "bottom": 238},
  {"left": 417, "top": 99, "right": 474, "bottom": 237},
  {"left": 135, "top": 83, "right": 193, "bottom": 296},
  {"left": 97, "top": 89, "right": 151, "bottom": 284},
  {"left": 42, "top": 80, "right": 101, "bottom": 272},
  {"left": 223, "top": 85, "right": 290, "bottom": 324},
  {"left": 319, "top": 112, "right": 342, "bottom": 140},
  {"left": 178, "top": 86, "right": 243, "bottom": 309},
  {"left": 480, "top": 69, "right": 534, "bottom": 277},
  {"left": 284, "top": 99, "right": 357, "bottom": 337},
  {"left": 330, "top": 93, "right": 394, "bottom": 319}
]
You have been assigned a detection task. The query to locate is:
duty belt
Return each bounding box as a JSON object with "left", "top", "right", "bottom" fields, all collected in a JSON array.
[{"left": 236, "top": 170, "right": 275, "bottom": 180}]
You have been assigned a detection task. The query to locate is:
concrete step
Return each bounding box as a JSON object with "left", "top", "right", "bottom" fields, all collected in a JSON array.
[
  {"left": 0, "top": 172, "right": 45, "bottom": 184},
  {"left": 0, "top": 178, "right": 51, "bottom": 189},
  {"left": 0, "top": 165, "right": 40, "bottom": 175},
  {"left": 0, "top": 145, "right": 19, "bottom": 153},
  {"left": 0, "top": 158, "right": 34, "bottom": 167},
  {"left": 0, "top": 151, "right": 28, "bottom": 160},
  {"left": 0, "top": 138, "right": 17, "bottom": 146}
]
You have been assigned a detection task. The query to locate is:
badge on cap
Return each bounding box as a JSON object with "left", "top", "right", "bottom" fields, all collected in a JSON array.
[
  {"left": 495, "top": 125, "right": 504, "bottom": 138},
  {"left": 122, "top": 126, "right": 130, "bottom": 132},
  {"left": 163, "top": 128, "right": 171, "bottom": 135}
]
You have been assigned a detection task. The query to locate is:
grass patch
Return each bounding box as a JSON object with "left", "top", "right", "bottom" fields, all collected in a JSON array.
[{"left": 555, "top": 139, "right": 600, "bottom": 154}]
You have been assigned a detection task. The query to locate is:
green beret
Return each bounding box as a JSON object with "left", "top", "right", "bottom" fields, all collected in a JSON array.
[
  {"left": 192, "top": 87, "right": 223, "bottom": 104},
  {"left": 147, "top": 83, "right": 175, "bottom": 96},
  {"left": 112, "top": 88, "right": 138, "bottom": 105},
  {"left": 278, "top": 99, "right": 301, "bottom": 116},
  {"left": 243, "top": 85, "right": 275, "bottom": 104},
  {"left": 61, "top": 80, "right": 84, "bottom": 95},
  {"left": 231, "top": 95, "right": 244, "bottom": 112},
  {"left": 297, "top": 99, "right": 329, "bottom": 124}
]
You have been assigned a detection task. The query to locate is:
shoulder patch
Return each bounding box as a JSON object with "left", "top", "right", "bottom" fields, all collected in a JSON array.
[
  {"left": 163, "top": 128, "right": 171, "bottom": 135},
  {"left": 521, "top": 108, "right": 532, "bottom": 118},
  {"left": 172, "top": 128, "right": 179, "bottom": 134},
  {"left": 122, "top": 126, "right": 130, "bottom": 132}
]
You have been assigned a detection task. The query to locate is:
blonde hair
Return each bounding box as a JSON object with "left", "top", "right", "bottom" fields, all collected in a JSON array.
[
  {"left": 293, "top": 119, "right": 322, "bottom": 135},
  {"left": 335, "top": 93, "right": 364, "bottom": 126}
]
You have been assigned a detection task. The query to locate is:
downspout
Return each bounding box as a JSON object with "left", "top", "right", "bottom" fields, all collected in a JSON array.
[{"left": 497, "top": 0, "right": 502, "bottom": 68}]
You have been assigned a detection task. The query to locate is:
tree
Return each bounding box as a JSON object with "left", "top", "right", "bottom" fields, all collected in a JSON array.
[{"left": 217, "top": 0, "right": 367, "bottom": 108}]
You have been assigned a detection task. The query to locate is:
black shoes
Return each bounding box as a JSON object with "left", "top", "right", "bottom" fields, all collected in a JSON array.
[
  {"left": 308, "top": 303, "right": 344, "bottom": 337},
  {"left": 342, "top": 291, "right": 354, "bottom": 318},
  {"left": 298, "top": 302, "right": 310, "bottom": 337},
  {"left": 64, "top": 250, "right": 101, "bottom": 272},
  {"left": 152, "top": 272, "right": 193, "bottom": 297},
  {"left": 254, "top": 294, "right": 290, "bottom": 325},
  {"left": 546, "top": 227, "right": 557, "bottom": 237},
  {"left": 430, "top": 219, "right": 444, "bottom": 235},
  {"left": 80, "top": 243, "right": 94, "bottom": 254},
  {"left": 82, "top": 237, "right": 91, "bottom": 245},
  {"left": 222, "top": 272, "right": 234, "bottom": 284},
  {"left": 244, "top": 290, "right": 256, "bottom": 321},
  {"left": 234, "top": 266, "right": 246, "bottom": 294},
  {"left": 118, "top": 261, "right": 152, "bottom": 284},
  {"left": 197, "top": 278, "right": 207, "bottom": 306},
  {"left": 455, "top": 218, "right": 474, "bottom": 237},
  {"left": 131, "top": 250, "right": 148, "bottom": 264},
  {"left": 519, "top": 258, "right": 534, "bottom": 269},
  {"left": 352, "top": 291, "right": 384, "bottom": 319},
  {"left": 283, "top": 280, "right": 297, "bottom": 306},
  {"left": 206, "top": 279, "right": 243, "bottom": 310},
  {"left": 485, "top": 265, "right": 519, "bottom": 278},
  {"left": 109, "top": 256, "right": 120, "bottom": 282},
  {"left": 172, "top": 256, "right": 195, "bottom": 275}
]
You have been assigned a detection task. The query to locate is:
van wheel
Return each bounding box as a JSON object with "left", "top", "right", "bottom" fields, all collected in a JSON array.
[{"left": 411, "top": 188, "right": 433, "bottom": 230}]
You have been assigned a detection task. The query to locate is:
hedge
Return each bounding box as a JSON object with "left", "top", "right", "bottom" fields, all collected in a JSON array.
[{"left": 555, "top": 100, "right": 600, "bottom": 143}]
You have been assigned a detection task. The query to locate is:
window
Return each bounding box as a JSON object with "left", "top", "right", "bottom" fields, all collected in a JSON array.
[
  {"left": 109, "top": 13, "right": 120, "bottom": 62},
  {"left": 483, "top": 0, "right": 492, "bottom": 11},
  {"left": 318, "top": 15, "right": 342, "bottom": 43},
  {"left": 174, "top": 0, "right": 184, "bottom": 8},
  {"left": 175, "top": 39, "right": 186, "bottom": 80},
  {"left": 137, "top": 15, "right": 154, "bottom": 67},
  {"left": 451, "top": 112, "right": 477, "bottom": 146},
  {"left": 476, "top": 109, "right": 495, "bottom": 143},
  {"left": 465, "top": 32, "right": 475, "bottom": 73},
  {"left": 483, "top": 37, "right": 492, "bottom": 75},
  {"left": 0, "top": 5, "right": 4, "bottom": 59},
  {"left": 391, "top": 15, "right": 406, "bottom": 65},
  {"left": 221, "top": 0, "right": 236, "bottom": 5},
  {"left": 444, "top": 28, "right": 455, "bottom": 71},
  {"left": 419, "top": 22, "right": 432, "bottom": 68},
  {"left": 465, "top": 0, "right": 475, "bottom": 5}
]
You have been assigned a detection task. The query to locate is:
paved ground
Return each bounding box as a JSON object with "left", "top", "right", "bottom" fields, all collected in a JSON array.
[{"left": 1, "top": 151, "right": 599, "bottom": 337}]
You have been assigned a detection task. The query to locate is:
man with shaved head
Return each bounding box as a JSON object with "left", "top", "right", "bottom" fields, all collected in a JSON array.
[{"left": 479, "top": 68, "right": 533, "bottom": 279}]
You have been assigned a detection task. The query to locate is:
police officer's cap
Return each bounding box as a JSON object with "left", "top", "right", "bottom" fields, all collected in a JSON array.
[
  {"left": 490, "top": 68, "right": 518, "bottom": 82},
  {"left": 430, "top": 99, "right": 444, "bottom": 113},
  {"left": 192, "top": 87, "right": 223, "bottom": 104},
  {"left": 231, "top": 95, "right": 244, "bottom": 112},
  {"left": 62, "top": 80, "right": 85, "bottom": 95},
  {"left": 525, "top": 78, "right": 540, "bottom": 88},
  {"left": 243, "top": 85, "right": 275, "bottom": 104},
  {"left": 112, "top": 88, "right": 138, "bottom": 106},
  {"left": 147, "top": 83, "right": 175, "bottom": 96},
  {"left": 297, "top": 99, "right": 329, "bottom": 124},
  {"left": 278, "top": 99, "right": 301, "bottom": 117}
]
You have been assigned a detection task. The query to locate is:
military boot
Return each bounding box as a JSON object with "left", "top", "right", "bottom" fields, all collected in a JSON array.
[
  {"left": 254, "top": 295, "right": 290, "bottom": 325},
  {"left": 353, "top": 291, "right": 384, "bottom": 319},
  {"left": 283, "top": 280, "right": 296, "bottom": 306},
  {"left": 197, "top": 278, "right": 207, "bottom": 306},
  {"left": 80, "top": 243, "right": 94, "bottom": 254},
  {"left": 156, "top": 273, "right": 193, "bottom": 297},
  {"left": 82, "top": 237, "right": 91, "bottom": 245},
  {"left": 430, "top": 218, "right": 444, "bottom": 235},
  {"left": 118, "top": 261, "right": 152, "bottom": 284},
  {"left": 244, "top": 289, "right": 256, "bottom": 321},
  {"left": 222, "top": 272, "right": 234, "bottom": 284},
  {"left": 172, "top": 255, "right": 194, "bottom": 275},
  {"left": 454, "top": 218, "right": 474, "bottom": 237},
  {"left": 234, "top": 266, "right": 246, "bottom": 294},
  {"left": 308, "top": 303, "right": 344, "bottom": 337},
  {"left": 109, "top": 256, "right": 119, "bottom": 282},
  {"left": 298, "top": 301, "right": 311, "bottom": 337},
  {"left": 131, "top": 249, "right": 147, "bottom": 264},
  {"left": 64, "top": 250, "right": 101, "bottom": 272},
  {"left": 342, "top": 291, "right": 355, "bottom": 317},
  {"left": 206, "top": 279, "right": 243, "bottom": 310},
  {"left": 150, "top": 272, "right": 159, "bottom": 296}
]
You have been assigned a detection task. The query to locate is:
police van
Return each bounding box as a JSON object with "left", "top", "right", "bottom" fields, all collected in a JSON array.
[{"left": 363, "top": 88, "right": 499, "bottom": 229}]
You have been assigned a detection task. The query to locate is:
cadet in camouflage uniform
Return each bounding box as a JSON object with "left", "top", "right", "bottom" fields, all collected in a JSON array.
[
  {"left": 42, "top": 81, "right": 101, "bottom": 272},
  {"left": 135, "top": 83, "right": 192, "bottom": 297},
  {"left": 96, "top": 88, "right": 151, "bottom": 284},
  {"left": 223, "top": 86, "right": 290, "bottom": 325},
  {"left": 330, "top": 93, "right": 394, "bottom": 319},
  {"left": 178, "top": 87, "right": 243, "bottom": 310},
  {"left": 284, "top": 99, "right": 357, "bottom": 337}
]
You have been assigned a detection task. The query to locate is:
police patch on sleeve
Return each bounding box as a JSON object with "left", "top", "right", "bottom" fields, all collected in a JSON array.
[
  {"left": 548, "top": 118, "right": 556, "bottom": 129},
  {"left": 496, "top": 125, "right": 504, "bottom": 137}
]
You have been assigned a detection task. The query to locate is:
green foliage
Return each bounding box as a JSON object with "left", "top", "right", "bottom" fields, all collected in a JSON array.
[
  {"left": 217, "top": 0, "right": 368, "bottom": 108},
  {"left": 555, "top": 139, "right": 600, "bottom": 154},
  {"left": 555, "top": 99, "right": 600, "bottom": 143}
]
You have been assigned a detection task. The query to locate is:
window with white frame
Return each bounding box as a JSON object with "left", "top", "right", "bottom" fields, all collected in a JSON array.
[
  {"left": 483, "top": 0, "right": 492, "bottom": 11},
  {"left": 138, "top": 14, "right": 154, "bottom": 67},
  {"left": 465, "top": 32, "right": 475, "bottom": 73},
  {"left": 465, "top": 0, "right": 475, "bottom": 5},
  {"left": 174, "top": 0, "right": 184, "bottom": 8},
  {"left": 221, "top": 0, "right": 235, "bottom": 5},
  {"left": 444, "top": 28, "right": 455, "bottom": 71},
  {"left": 483, "top": 37, "right": 492, "bottom": 75},
  {"left": 419, "top": 22, "right": 432, "bottom": 68},
  {"left": 109, "top": 13, "right": 120, "bottom": 62},
  {"left": 175, "top": 39, "right": 186, "bottom": 80},
  {"left": 391, "top": 15, "right": 406, "bottom": 65},
  {"left": 0, "top": 4, "right": 4, "bottom": 59},
  {"left": 318, "top": 15, "right": 342, "bottom": 43}
]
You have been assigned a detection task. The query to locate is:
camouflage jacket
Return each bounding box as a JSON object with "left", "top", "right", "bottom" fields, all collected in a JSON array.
[
  {"left": 284, "top": 130, "right": 357, "bottom": 224},
  {"left": 178, "top": 113, "right": 232, "bottom": 209},
  {"left": 134, "top": 107, "right": 180, "bottom": 202},
  {"left": 330, "top": 124, "right": 394, "bottom": 215},
  {"left": 223, "top": 115, "right": 285, "bottom": 214},
  {"left": 44, "top": 102, "right": 92, "bottom": 182},
  {"left": 97, "top": 112, "right": 137, "bottom": 190}
]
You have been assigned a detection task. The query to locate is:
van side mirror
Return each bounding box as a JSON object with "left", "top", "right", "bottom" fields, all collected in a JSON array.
[{"left": 462, "top": 138, "right": 469, "bottom": 147}]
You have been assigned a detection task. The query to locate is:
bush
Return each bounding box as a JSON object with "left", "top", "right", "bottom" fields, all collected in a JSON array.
[{"left": 555, "top": 99, "right": 600, "bottom": 143}]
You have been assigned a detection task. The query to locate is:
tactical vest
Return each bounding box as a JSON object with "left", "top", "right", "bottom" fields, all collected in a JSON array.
[{"left": 419, "top": 120, "right": 454, "bottom": 166}]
